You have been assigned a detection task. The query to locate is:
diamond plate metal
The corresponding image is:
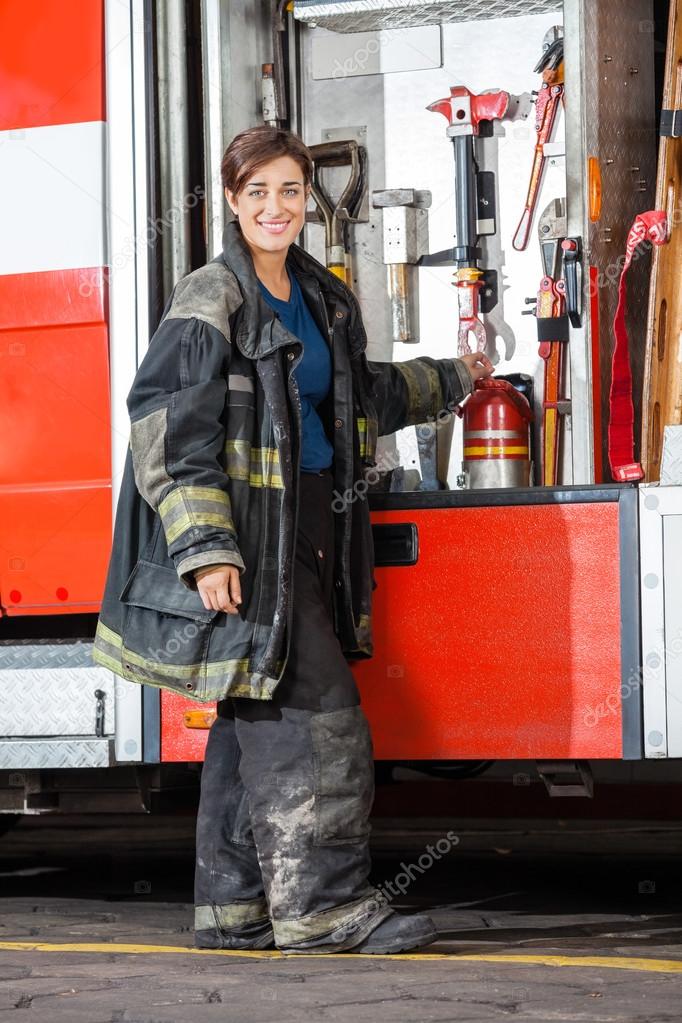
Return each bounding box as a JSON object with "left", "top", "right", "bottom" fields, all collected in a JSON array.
[
  {"left": 0, "top": 739, "right": 114, "bottom": 770},
  {"left": 294, "top": 0, "right": 561, "bottom": 31},
  {"left": 0, "top": 640, "right": 96, "bottom": 669},
  {"left": 660, "top": 426, "right": 682, "bottom": 485},
  {"left": 0, "top": 668, "right": 115, "bottom": 737}
]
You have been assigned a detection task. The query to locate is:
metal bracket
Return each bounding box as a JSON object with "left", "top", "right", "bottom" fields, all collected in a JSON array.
[
  {"left": 660, "top": 109, "right": 682, "bottom": 139},
  {"left": 535, "top": 760, "right": 594, "bottom": 797},
  {"left": 476, "top": 170, "right": 496, "bottom": 236},
  {"left": 480, "top": 269, "right": 498, "bottom": 315}
]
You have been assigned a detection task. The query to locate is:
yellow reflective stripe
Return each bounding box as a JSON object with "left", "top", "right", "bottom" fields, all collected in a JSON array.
[
  {"left": 252, "top": 447, "right": 283, "bottom": 488},
  {"left": 159, "top": 486, "right": 235, "bottom": 544},
  {"left": 464, "top": 446, "right": 529, "bottom": 456},
  {"left": 121, "top": 644, "right": 250, "bottom": 679},
  {"left": 247, "top": 474, "right": 283, "bottom": 488},
  {"left": 158, "top": 488, "right": 187, "bottom": 515},
  {"left": 159, "top": 486, "right": 232, "bottom": 515},
  {"left": 179, "top": 485, "right": 232, "bottom": 504},
  {"left": 356, "top": 415, "right": 377, "bottom": 462},
  {"left": 357, "top": 417, "right": 368, "bottom": 458},
  {"left": 95, "top": 620, "right": 123, "bottom": 651},
  {"left": 225, "top": 440, "right": 283, "bottom": 489},
  {"left": 195, "top": 901, "right": 269, "bottom": 930},
  {"left": 224, "top": 439, "right": 250, "bottom": 480}
]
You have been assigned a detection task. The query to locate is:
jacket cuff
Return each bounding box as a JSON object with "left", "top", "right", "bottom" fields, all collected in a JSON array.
[
  {"left": 175, "top": 549, "right": 246, "bottom": 591},
  {"left": 450, "top": 358, "right": 475, "bottom": 401}
]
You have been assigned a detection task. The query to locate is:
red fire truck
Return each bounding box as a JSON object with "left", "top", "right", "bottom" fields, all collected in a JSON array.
[{"left": 2, "top": 0, "right": 681, "bottom": 814}]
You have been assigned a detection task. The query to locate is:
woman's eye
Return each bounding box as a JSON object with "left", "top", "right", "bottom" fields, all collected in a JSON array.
[{"left": 248, "top": 189, "right": 299, "bottom": 198}]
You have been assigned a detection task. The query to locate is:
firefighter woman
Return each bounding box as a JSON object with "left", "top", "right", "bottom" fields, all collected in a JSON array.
[{"left": 93, "top": 125, "right": 493, "bottom": 954}]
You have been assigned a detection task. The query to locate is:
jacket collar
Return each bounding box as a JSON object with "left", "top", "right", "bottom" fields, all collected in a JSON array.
[{"left": 218, "top": 219, "right": 367, "bottom": 360}]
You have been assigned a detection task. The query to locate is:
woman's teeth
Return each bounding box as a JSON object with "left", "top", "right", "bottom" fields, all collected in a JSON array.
[{"left": 259, "top": 221, "right": 289, "bottom": 234}]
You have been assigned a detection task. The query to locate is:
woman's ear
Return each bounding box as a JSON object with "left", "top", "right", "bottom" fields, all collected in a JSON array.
[{"left": 224, "top": 187, "right": 238, "bottom": 216}]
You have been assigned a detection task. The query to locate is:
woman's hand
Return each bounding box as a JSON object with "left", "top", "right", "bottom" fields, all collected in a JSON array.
[
  {"left": 194, "top": 564, "right": 242, "bottom": 615},
  {"left": 460, "top": 352, "right": 495, "bottom": 383}
]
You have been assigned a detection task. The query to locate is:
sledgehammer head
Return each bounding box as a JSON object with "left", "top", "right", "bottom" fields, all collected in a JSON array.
[{"left": 427, "top": 85, "right": 511, "bottom": 135}]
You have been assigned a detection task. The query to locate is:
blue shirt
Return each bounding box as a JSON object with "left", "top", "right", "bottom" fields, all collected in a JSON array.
[{"left": 258, "top": 269, "right": 334, "bottom": 472}]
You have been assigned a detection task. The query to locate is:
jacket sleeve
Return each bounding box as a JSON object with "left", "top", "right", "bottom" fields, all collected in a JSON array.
[
  {"left": 365, "top": 354, "right": 475, "bottom": 436},
  {"left": 126, "top": 313, "right": 244, "bottom": 591}
]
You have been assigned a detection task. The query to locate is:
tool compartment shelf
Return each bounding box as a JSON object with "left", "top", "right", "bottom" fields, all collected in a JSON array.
[{"left": 294, "top": 0, "right": 562, "bottom": 32}]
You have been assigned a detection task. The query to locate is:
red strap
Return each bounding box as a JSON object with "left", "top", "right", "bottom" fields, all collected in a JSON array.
[{"left": 609, "top": 210, "right": 668, "bottom": 482}]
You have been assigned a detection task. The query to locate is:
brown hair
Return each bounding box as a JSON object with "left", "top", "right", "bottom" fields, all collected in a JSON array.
[{"left": 220, "top": 125, "right": 313, "bottom": 198}]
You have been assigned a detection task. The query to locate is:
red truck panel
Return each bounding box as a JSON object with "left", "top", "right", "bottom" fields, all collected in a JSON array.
[
  {"left": 160, "top": 492, "right": 630, "bottom": 762},
  {"left": 355, "top": 502, "right": 623, "bottom": 759},
  {"left": 0, "top": 0, "right": 105, "bottom": 131},
  {"left": 0, "top": 269, "right": 111, "bottom": 615}
]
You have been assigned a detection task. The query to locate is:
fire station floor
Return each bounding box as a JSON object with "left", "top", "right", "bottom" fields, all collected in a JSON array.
[{"left": 1, "top": 809, "right": 682, "bottom": 1022}]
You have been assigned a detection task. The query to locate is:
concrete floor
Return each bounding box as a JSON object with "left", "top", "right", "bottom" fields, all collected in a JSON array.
[{"left": 1, "top": 813, "right": 682, "bottom": 1021}]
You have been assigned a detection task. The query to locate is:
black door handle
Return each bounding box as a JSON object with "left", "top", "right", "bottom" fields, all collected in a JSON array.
[{"left": 372, "top": 523, "right": 419, "bottom": 567}]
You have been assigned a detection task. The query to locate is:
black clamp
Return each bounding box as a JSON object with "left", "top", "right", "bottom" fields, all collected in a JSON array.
[
  {"left": 660, "top": 108, "right": 682, "bottom": 138},
  {"left": 536, "top": 314, "right": 570, "bottom": 343},
  {"left": 561, "top": 237, "right": 582, "bottom": 328}
]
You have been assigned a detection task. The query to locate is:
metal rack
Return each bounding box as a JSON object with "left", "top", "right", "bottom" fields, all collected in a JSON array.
[{"left": 293, "top": 0, "right": 562, "bottom": 32}]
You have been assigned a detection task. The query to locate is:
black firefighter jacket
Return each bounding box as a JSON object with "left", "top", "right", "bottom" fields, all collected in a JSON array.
[{"left": 92, "top": 220, "right": 474, "bottom": 701}]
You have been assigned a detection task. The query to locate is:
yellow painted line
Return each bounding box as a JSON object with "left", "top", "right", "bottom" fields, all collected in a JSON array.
[{"left": 1, "top": 942, "right": 682, "bottom": 973}]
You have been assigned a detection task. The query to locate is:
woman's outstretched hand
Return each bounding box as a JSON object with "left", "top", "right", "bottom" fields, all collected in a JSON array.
[
  {"left": 194, "top": 564, "right": 242, "bottom": 615},
  {"left": 460, "top": 352, "right": 494, "bottom": 383}
]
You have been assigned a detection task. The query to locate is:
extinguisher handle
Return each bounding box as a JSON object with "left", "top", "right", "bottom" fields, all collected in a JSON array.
[{"left": 474, "top": 377, "right": 534, "bottom": 421}]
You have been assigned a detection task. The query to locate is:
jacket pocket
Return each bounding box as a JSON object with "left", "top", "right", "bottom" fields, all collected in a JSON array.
[
  {"left": 120, "top": 559, "right": 220, "bottom": 621},
  {"left": 119, "top": 559, "right": 220, "bottom": 696},
  {"left": 310, "top": 706, "right": 374, "bottom": 846}
]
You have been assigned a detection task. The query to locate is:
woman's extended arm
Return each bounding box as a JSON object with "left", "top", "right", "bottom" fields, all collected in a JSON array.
[
  {"left": 126, "top": 312, "right": 244, "bottom": 592},
  {"left": 364, "top": 352, "right": 492, "bottom": 436}
]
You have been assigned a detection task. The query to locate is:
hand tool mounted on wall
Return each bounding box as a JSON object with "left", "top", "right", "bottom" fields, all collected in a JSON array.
[
  {"left": 522, "top": 197, "right": 572, "bottom": 485},
  {"left": 513, "top": 34, "right": 565, "bottom": 251},
  {"left": 306, "top": 139, "right": 368, "bottom": 287},
  {"left": 371, "top": 188, "right": 431, "bottom": 345},
  {"left": 262, "top": 1, "right": 293, "bottom": 126},
  {"left": 425, "top": 86, "right": 517, "bottom": 355}
]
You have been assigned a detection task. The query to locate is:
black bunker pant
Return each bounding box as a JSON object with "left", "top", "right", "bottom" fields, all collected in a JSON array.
[{"left": 194, "top": 469, "right": 391, "bottom": 951}]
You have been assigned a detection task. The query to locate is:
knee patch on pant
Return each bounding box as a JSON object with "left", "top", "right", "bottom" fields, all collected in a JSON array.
[{"left": 310, "top": 705, "right": 374, "bottom": 845}]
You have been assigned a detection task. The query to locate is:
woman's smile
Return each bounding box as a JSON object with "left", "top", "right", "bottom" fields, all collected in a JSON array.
[{"left": 257, "top": 219, "right": 292, "bottom": 234}]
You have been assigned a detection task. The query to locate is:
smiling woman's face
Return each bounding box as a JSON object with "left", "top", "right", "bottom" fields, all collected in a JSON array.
[{"left": 225, "top": 154, "right": 310, "bottom": 258}]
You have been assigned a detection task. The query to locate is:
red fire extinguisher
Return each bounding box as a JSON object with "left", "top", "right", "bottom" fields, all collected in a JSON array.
[{"left": 458, "top": 378, "right": 534, "bottom": 489}]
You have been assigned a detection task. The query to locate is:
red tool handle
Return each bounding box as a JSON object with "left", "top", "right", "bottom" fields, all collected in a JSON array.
[{"left": 512, "top": 85, "right": 563, "bottom": 252}]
